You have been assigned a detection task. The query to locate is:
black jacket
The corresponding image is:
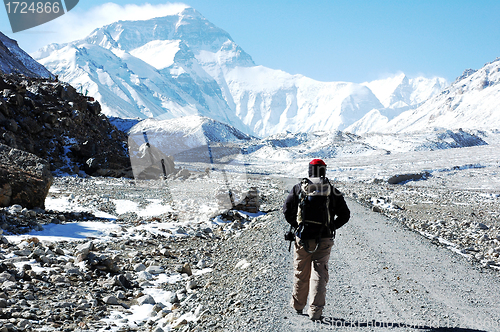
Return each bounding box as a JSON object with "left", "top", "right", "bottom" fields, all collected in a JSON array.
[{"left": 282, "top": 178, "right": 350, "bottom": 238}]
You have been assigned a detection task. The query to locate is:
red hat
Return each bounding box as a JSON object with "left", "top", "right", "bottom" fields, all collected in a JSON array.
[{"left": 309, "top": 159, "right": 326, "bottom": 166}]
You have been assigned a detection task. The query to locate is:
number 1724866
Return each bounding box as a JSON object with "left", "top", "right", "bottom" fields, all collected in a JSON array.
[{"left": 5, "top": 1, "right": 61, "bottom": 14}]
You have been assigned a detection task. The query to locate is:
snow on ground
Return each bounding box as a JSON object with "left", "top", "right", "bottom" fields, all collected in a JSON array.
[
  {"left": 244, "top": 130, "right": 500, "bottom": 192},
  {"left": 3, "top": 129, "right": 499, "bottom": 330}
]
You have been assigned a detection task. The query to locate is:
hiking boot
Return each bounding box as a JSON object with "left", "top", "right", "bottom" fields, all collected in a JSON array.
[
  {"left": 295, "top": 309, "right": 303, "bottom": 315},
  {"left": 309, "top": 311, "right": 322, "bottom": 321}
]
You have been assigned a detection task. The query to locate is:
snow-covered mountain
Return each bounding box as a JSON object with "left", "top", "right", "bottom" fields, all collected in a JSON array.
[
  {"left": 346, "top": 74, "right": 449, "bottom": 134},
  {"left": 0, "top": 32, "right": 52, "bottom": 78},
  {"left": 375, "top": 58, "right": 500, "bottom": 133},
  {"left": 363, "top": 73, "right": 448, "bottom": 109},
  {"left": 128, "top": 115, "right": 253, "bottom": 165},
  {"left": 33, "top": 7, "right": 447, "bottom": 137}
]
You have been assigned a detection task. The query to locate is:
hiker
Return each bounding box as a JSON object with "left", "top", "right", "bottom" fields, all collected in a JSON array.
[{"left": 283, "top": 159, "right": 350, "bottom": 320}]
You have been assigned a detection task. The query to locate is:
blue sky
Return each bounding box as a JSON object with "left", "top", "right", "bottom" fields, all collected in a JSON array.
[{"left": 2, "top": 0, "right": 500, "bottom": 83}]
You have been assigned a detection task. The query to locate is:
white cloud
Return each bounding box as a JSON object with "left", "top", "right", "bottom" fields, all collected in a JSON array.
[{"left": 14, "top": 2, "right": 189, "bottom": 54}]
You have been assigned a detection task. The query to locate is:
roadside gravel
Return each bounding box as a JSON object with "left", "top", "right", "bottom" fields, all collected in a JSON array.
[{"left": 1, "top": 175, "right": 500, "bottom": 331}]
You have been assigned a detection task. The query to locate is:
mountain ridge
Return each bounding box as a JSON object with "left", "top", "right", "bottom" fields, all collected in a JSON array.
[
  {"left": 33, "top": 7, "right": 449, "bottom": 137},
  {"left": 0, "top": 32, "right": 53, "bottom": 78}
]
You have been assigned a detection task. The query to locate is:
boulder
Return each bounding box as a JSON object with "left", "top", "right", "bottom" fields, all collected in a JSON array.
[
  {"left": 0, "top": 143, "right": 52, "bottom": 209},
  {"left": 387, "top": 172, "right": 431, "bottom": 185},
  {"left": 130, "top": 142, "right": 176, "bottom": 180}
]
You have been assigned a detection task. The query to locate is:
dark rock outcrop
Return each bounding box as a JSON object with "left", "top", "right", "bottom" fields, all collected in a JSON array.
[
  {"left": 0, "top": 74, "right": 131, "bottom": 177},
  {"left": 0, "top": 143, "right": 53, "bottom": 208},
  {"left": 387, "top": 172, "right": 431, "bottom": 185}
]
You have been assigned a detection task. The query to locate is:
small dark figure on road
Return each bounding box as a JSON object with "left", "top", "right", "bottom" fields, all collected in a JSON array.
[{"left": 283, "top": 159, "right": 350, "bottom": 320}]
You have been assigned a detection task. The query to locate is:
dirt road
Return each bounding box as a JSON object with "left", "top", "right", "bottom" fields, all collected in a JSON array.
[{"left": 282, "top": 197, "right": 500, "bottom": 331}]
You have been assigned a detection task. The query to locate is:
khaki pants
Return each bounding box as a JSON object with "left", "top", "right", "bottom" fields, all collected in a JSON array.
[{"left": 291, "top": 237, "right": 334, "bottom": 318}]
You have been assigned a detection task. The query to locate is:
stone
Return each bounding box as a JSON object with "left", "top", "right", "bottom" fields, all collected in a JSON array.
[
  {"left": 146, "top": 266, "right": 165, "bottom": 275},
  {"left": 0, "top": 143, "right": 53, "bottom": 209},
  {"left": 165, "top": 291, "right": 178, "bottom": 304},
  {"left": 181, "top": 263, "right": 192, "bottom": 276},
  {"left": 476, "top": 222, "right": 489, "bottom": 230},
  {"left": 103, "top": 296, "right": 119, "bottom": 305},
  {"left": 196, "top": 259, "right": 207, "bottom": 269},
  {"left": 1, "top": 280, "right": 17, "bottom": 290},
  {"left": 137, "top": 294, "right": 155, "bottom": 305},
  {"left": 0, "top": 272, "right": 14, "bottom": 282},
  {"left": 0, "top": 183, "right": 11, "bottom": 207},
  {"left": 50, "top": 275, "right": 68, "bottom": 283},
  {"left": 74, "top": 241, "right": 93, "bottom": 259},
  {"left": 137, "top": 271, "right": 153, "bottom": 281},
  {"left": 116, "top": 291, "right": 126, "bottom": 300},
  {"left": 134, "top": 263, "right": 147, "bottom": 272},
  {"left": 13, "top": 249, "right": 31, "bottom": 257},
  {"left": 186, "top": 279, "right": 198, "bottom": 290}
]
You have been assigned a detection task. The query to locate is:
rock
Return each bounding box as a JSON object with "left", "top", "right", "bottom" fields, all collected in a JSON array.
[
  {"left": 137, "top": 294, "right": 155, "bottom": 305},
  {"left": 172, "top": 318, "right": 188, "bottom": 329},
  {"left": 186, "top": 279, "right": 198, "bottom": 290},
  {"left": 134, "top": 263, "right": 146, "bottom": 272},
  {"left": 235, "top": 259, "right": 251, "bottom": 269},
  {"left": 129, "top": 141, "right": 176, "bottom": 180},
  {"left": 0, "top": 272, "right": 14, "bottom": 282},
  {"left": 13, "top": 249, "right": 31, "bottom": 257},
  {"left": 50, "top": 275, "right": 69, "bottom": 283},
  {"left": 0, "top": 183, "right": 11, "bottom": 207},
  {"left": 0, "top": 75, "right": 131, "bottom": 178},
  {"left": 137, "top": 271, "right": 153, "bottom": 281},
  {"left": 146, "top": 266, "right": 165, "bottom": 275},
  {"left": 177, "top": 168, "right": 191, "bottom": 179},
  {"left": 196, "top": 259, "right": 207, "bottom": 269},
  {"left": 181, "top": 263, "right": 192, "bottom": 276},
  {"left": 0, "top": 143, "right": 53, "bottom": 209},
  {"left": 1, "top": 280, "right": 17, "bottom": 290},
  {"left": 103, "top": 296, "right": 119, "bottom": 305},
  {"left": 74, "top": 241, "right": 93, "bottom": 259},
  {"left": 165, "top": 291, "right": 178, "bottom": 304},
  {"left": 475, "top": 222, "right": 489, "bottom": 230},
  {"left": 115, "top": 275, "right": 133, "bottom": 289}
]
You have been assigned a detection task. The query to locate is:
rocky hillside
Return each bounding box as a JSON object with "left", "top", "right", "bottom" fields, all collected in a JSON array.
[
  {"left": 0, "top": 32, "right": 52, "bottom": 78},
  {"left": 0, "top": 74, "right": 131, "bottom": 177}
]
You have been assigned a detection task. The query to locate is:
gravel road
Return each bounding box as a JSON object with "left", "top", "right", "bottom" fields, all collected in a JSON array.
[
  {"left": 213, "top": 178, "right": 500, "bottom": 332},
  {"left": 2, "top": 175, "right": 499, "bottom": 331}
]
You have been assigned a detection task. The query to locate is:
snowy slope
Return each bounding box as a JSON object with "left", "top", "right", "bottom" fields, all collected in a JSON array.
[
  {"left": 380, "top": 58, "right": 500, "bottom": 133},
  {"left": 33, "top": 7, "right": 447, "bottom": 137},
  {"left": 223, "top": 66, "right": 384, "bottom": 136},
  {"left": 346, "top": 74, "right": 449, "bottom": 134},
  {"left": 128, "top": 115, "right": 253, "bottom": 166},
  {"left": 363, "top": 73, "right": 448, "bottom": 109},
  {"left": 0, "top": 32, "right": 52, "bottom": 78}
]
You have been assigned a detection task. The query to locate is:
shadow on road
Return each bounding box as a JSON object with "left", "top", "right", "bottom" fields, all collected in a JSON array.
[{"left": 310, "top": 317, "right": 489, "bottom": 332}]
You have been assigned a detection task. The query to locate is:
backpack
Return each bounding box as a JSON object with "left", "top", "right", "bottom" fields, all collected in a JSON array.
[{"left": 295, "top": 177, "right": 331, "bottom": 247}]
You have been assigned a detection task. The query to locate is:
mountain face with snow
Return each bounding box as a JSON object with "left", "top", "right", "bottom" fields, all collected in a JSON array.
[
  {"left": 33, "top": 7, "right": 447, "bottom": 137},
  {"left": 346, "top": 74, "right": 449, "bottom": 134},
  {"left": 0, "top": 32, "right": 52, "bottom": 78},
  {"left": 374, "top": 58, "right": 500, "bottom": 133}
]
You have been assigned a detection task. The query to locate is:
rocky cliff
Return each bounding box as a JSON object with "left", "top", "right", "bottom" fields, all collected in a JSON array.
[{"left": 0, "top": 74, "right": 131, "bottom": 177}]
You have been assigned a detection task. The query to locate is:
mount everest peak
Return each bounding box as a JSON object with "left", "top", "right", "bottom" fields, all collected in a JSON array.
[{"left": 33, "top": 7, "right": 456, "bottom": 137}]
